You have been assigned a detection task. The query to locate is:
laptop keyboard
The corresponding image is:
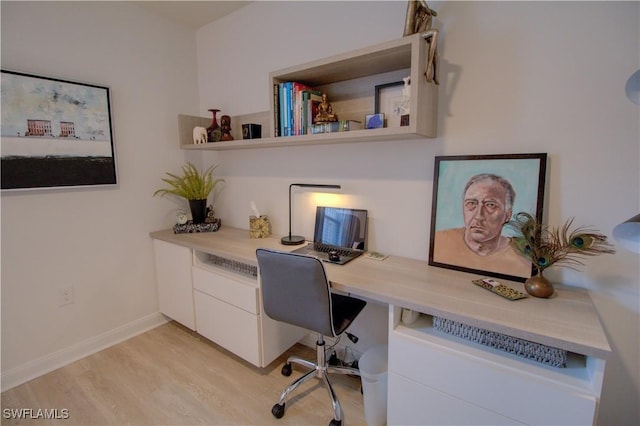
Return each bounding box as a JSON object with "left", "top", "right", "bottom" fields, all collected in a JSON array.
[{"left": 312, "top": 243, "right": 361, "bottom": 257}]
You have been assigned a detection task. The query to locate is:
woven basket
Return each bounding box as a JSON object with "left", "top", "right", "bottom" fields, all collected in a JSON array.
[{"left": 432, "top": 316, "right": 567, "bottom": 368}]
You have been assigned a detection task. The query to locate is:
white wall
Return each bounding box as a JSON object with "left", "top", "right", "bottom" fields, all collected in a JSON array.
[
  {"left": 195, "top": 1, "right": 639, "bottom": 424},
  {"left": 1, "top": 1, "right": 197, "bottom": 388},
  {"left": 1, "top": 1, "right": 637, "bottom": 424}
]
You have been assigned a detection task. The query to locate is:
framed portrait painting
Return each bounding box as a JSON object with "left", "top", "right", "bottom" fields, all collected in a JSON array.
[
  {"left": 1, "top": 70, "right": 117, "bottom": 191},
  {"left": 429, "top": 153, "right": 547, "bottom": 282}
]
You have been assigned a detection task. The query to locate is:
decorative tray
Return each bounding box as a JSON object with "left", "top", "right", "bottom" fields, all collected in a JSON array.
[{"left": 173, "top": 218, "right": 221, "bottom": 234}]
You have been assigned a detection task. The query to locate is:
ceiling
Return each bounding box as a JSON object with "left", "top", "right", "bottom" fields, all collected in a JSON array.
[{"left": 132, "top": 1, "right": 253, "bottom": 29}]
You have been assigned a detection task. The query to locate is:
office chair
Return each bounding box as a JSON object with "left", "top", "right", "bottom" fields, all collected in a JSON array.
[{"left": 256, "top": 248, "right": 366, "bottom": 426}]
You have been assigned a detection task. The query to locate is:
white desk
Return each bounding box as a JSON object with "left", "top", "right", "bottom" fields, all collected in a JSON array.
[{"left": 151, "top": 227, "right": 610, "bottom": 425}]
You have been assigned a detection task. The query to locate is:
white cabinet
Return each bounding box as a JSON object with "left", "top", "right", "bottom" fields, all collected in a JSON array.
[
  {"left": 191, "top": 252, "right": 308, "bottom": 367},
  {"left": 153, "top": 239, "right": 195, "bottom": 330},
  {"left": 152, "top": 238, "right": 307, "bottom": 368},
  {"left": 192, "top": 261, "right": 262, "bottom": 365},
  {"left": 387, "top": 306, "right": 605, "bottom": 426}
]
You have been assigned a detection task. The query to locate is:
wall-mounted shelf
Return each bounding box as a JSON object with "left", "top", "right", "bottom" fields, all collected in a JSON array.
[{"left": 180, "top": 33, "right": 438, "bottom": 151}]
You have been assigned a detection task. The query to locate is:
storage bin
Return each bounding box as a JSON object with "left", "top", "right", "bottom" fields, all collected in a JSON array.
[{"left": 359, "top": 345, "right": 388, "bottom": 426}]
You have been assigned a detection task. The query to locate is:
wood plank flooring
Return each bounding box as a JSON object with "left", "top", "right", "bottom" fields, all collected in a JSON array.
[{"left": 1, "top": 322, "right": 366, "bottom": 425}]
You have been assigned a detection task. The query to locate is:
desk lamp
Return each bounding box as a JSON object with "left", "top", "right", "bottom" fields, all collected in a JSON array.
[{"left": 281, "top": 183, "right": 341, "bottom": 245}]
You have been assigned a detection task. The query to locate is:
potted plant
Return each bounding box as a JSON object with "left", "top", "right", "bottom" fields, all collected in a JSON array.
[
  {"left": 154, "top": 163, "right": 224, "bottom": 224},
  {"left": 507, "top": 212, "right": 615, "bottom": 298}
]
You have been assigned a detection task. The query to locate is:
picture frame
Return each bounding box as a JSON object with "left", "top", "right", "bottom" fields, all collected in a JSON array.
[
  {"left": 1, "top": 69, "right": 117, "bottom": 191},
  {"left": 374, "top": 81, "right": 405, "bottom": 128},
  {"left": 365, "top": 113, "right": 384, "bottom": 129},
  {"left": 429, "top": 153, "right": 547, "bottom": 282}
]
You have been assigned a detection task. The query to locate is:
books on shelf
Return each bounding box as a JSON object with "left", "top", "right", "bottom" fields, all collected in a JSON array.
[
  {"left": 273, "top": 81, "right": 322, "bottom": 137},
  {"left": 309, "top": 120, "right": 362, "bottom": 134}
]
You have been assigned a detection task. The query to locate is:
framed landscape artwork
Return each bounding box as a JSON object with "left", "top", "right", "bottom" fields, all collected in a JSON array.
[
  {"left": 429, "top": 153, "right": 547, "bottom": 282},
  {"left": 1, "top": 70, "right": 117, "bottom": 191}
]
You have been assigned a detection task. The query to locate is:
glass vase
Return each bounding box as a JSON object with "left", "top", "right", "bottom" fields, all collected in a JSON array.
[{"left": 207, "top": 109, "right": 221, "bottom": 142}]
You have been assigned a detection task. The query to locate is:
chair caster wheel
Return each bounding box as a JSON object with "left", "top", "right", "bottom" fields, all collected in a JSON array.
[
  {"left": 272, "top": 403, "right": 285, "bottom": 419},
  {"left": 329, "top": 419, "right": 342, "bottom": 426},
  {"left": 281, "top": 363, "right": 292, "bottom": 376}
]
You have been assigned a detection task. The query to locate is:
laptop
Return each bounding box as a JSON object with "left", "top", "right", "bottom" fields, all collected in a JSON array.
[{"left": 292, "top": 206, "right": 368, "bottom": 265}]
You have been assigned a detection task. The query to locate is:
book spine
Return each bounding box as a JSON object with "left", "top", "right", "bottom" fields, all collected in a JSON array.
[
  {"left": 295, "top": 83, "right": 310, "bottom": 135},
  {"left": 301, "top": 90, "right": 309, "bottom": 135},
  {"left": 273, "top": 83, "right": 280, "bottom": 137},
  {"left": 288, "top": 82, "right": 294, "bottom": 137},
  {"left": 280, "top": 82, "right": 289, "bottom": 136},
  {"left": 293, "top": 82, "right": 302, "bottom": 136},
  {"left": 278, "top": 83, "right": 285, "bottom": 136}
]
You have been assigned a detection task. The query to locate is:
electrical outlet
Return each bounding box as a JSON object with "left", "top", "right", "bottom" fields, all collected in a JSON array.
[{"left": 59, "top": 286, "right": 74, "bottom": 306}]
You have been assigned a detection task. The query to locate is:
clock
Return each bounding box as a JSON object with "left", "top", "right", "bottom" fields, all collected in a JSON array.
[{"left": 176, "top": 210, "right": 188, "bottom": 225}]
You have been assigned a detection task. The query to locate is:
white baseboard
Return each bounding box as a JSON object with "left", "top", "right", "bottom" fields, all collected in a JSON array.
[{"left": 1, "top": 312, "right": 168, "bottom": 392}]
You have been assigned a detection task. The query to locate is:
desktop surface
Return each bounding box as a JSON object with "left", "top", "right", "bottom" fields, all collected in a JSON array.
[{"left": 150, "top": 226, "right": 611, "bottom": 360}]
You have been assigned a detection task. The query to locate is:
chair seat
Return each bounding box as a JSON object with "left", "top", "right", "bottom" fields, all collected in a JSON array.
[{"left": 331, "top": 293, "right": 366, "bottom": 335}]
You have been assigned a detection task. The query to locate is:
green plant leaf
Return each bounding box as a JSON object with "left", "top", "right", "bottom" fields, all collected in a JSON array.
[{"left": 153, "top": 163, "right": 224, "bottom": 201}]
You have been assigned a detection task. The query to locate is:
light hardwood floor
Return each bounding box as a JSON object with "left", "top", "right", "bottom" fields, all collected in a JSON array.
[{"left": 1, "top": 322, "right": 366, "bottom": 425}]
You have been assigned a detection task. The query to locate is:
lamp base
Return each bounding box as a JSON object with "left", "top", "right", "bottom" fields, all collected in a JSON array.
[{"left": 281, "top": 235, "right": 306, "bottom": 245}]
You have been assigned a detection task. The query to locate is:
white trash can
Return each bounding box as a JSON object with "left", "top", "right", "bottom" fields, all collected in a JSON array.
[{"left": 359, "top": 345, "right": 388, "bottom": 426}]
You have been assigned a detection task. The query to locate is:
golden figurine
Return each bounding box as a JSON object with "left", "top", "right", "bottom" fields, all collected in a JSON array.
[
  {"left": 313, "top": 93, "right": 338, "bottom": 123},
  {"left": 403, "top": 0, "right": 439, "bottom": 85}
]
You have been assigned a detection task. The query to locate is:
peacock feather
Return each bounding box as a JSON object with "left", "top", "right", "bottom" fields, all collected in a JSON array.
[{"left": 506, "top": 212, "right": 615, "bottom": 273}]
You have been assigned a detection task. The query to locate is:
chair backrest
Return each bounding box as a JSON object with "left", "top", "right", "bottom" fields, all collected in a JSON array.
[{"left": 256, "top": 248, "right": 336, "bottom": 337}]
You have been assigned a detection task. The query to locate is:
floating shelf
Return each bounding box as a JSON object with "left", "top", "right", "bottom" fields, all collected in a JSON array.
[{"left": 180, "top": 33, "right": 438, "bottom": 151}]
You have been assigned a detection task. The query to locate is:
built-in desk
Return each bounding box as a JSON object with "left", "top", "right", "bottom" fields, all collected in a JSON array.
[{"left": 151, "top": 226, "right": 610, "bottom": 425}]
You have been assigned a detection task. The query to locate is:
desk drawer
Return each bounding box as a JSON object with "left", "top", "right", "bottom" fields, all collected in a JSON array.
[
  {"left": 192, "top": 265, "right": 258, "bottom": 314},
  {"left": 389, "top": 327, "right": 597, "bottom": 425},
  {"left": 388, "top": 372, "right": 522, "bottom": 425},
  {"left": 194, "top": 289, "right": 260, "bottom": 366}
]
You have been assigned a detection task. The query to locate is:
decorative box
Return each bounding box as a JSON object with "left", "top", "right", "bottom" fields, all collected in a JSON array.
[
  {"left": 242, "top": 123, "right": 262, "bottom": 139},
  {"left": 249, "top": 215, "right": 270, "bottom": 238}
]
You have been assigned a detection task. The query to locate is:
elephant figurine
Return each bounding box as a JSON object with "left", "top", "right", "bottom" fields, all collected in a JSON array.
[{"left": 192, "top": 126, "right": 208, "bottom": 144}]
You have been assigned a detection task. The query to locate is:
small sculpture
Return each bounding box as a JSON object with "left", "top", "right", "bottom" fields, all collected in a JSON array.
[
  {"left": 400, "top": 76, "right": 411, "bottom": 126},
  {"left": 205, "top": 205, "right": 217, "bottom": 223},
  {"left": 403, "top": 0, "right": 439, "bottom": 84},
  {"left": 401, "top": 76, "right": 411, "bottom": 115},
  {"left": 313, "top": 93, "right": 338, "bottom": 123},
  {"left": 192, "top": 126, "right": 207, "bottom": 144},
  {"left": 220, "top": 115, "right": 233, "bottom": 141}
]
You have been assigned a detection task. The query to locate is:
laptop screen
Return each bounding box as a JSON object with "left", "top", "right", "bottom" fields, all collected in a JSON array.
[{"left": 314, "top": 206, "right": 368, "bottom": 251}]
